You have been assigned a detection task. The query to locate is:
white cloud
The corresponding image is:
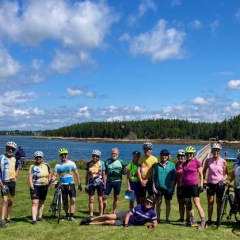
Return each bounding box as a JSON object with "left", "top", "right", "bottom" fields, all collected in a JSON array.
[
  {"left": 171, "top": 0, "right": 181, "bottom": 6},
  {"left": 210, "top": 20, "right": 219, "bottom": 35},
  {"left": 0, "top": 0, "right": 118, "bottom": 49},
  {"left": 189, "top": 97, "right": 214, "bottom": 106},
  {"left": 67, "top": 88, "right": 83, "bottom": 97},
  {"left": 32, "top": 107, "right": 45, "bottom": 116},
  {"left": 235, "top": 8, "right": 240, "bottom": 20},
  {"left": 0, "top": 91, "right": 36, "bottom": 107},
  {"left": 138, "top": 0, "right": 157, "bottom": 17},
  {"left": 188, "top": 20, "right": 203, "bottom": 29},
  {"left": 0, "top": 48, "right": 20, "bottom": 78},
  {"left": 227, "top": 80, "right": 240, "bottom": 90},
  {"left": 123, "top": 20, "right": 186, "bottom": 61}
]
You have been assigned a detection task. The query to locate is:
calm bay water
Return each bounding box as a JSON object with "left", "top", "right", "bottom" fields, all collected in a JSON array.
[{"left": 0, "top": 136, "right": 239, "bottom": 162}]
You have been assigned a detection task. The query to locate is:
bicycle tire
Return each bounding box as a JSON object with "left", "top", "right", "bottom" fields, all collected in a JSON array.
[
  {"left": 218, "top": 195, "right": 228, "bottom": 227},
  {"left": 51, "top": 191, "right": 58, "bottom": 217},
  {"left": 57, "top": 193, "right": 62, "bottom": 224}
]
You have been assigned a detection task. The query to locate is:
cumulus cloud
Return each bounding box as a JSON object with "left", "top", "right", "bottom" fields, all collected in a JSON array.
[
  {"left": 227, "top": 80, "right": 240, "bottom": 90},
  {"left": 189, "top": 97, "right": 215, "bottom": 106},
  {"left": 122, "top": 20, "right": 186, "bottom": 61},
  {"left": 138, "top": 0, "right": 157, "bottom": 17},
  {"left": 0, "top": 48, "right": 20, "bottom": 78},
  {"left": 0, "top": 0, "right": 118, "bottom": 48},
  {"left": 188, "top": 20, "right": 203, "bottom": 29},
  {"left": 67, "top": 88, "right": 95, "bottom": 98}
]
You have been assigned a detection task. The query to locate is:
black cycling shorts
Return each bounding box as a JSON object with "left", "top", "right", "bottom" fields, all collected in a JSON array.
[
  {"left": 2, "top": 181, "right": 16, "bottom": 197},
  {"left": 88, "top": 184, "right": 104, "bottom": 197},
  {"left": 30, "top": 185, "right": 49, "bottom": 200},
  {"left": 62, "top": 184, "right": 76, "bottom": 201}
]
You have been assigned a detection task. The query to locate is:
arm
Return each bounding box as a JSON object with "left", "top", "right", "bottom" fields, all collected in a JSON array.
[
  {"left": 202, "top": 159, "right": 209, "bottom": 184},
  {"left": 85, "top": 170, "right": 88, "bottom": 187},
  {"left": 124, "top": 211, "right": 133, "bottom": 227},
  {"left": 102, "top": 170, "right": 106, "bottom": 189},
  {"left": 73, "top": 169, "right": 81, "bottom": 185},
  {"left": 126, "top": 166, "right": 131, "bottom": 191},
  {"left": 222, "top": 160, "right": 228, "bottom": 181},
  {"left": 28, "top": 173, "right": 34, "bottom": 189},
  {"left": 198, "top": 166, "right": 203, "bottom": 187},
  {"left": 228, "top": 171, "right": 235, "bottom": 185}
]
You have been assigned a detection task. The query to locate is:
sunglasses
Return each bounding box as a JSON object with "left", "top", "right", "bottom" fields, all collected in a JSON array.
[
  {"left": 35, "top": 156, "right": 42, "bottom": 159},
  {"left": 92, "top": 154, "right": 100, "bottom": 158},
  {"left": 6, "top": 147, "right": 15, "bottom": 151},
  {"left": 146, "top": 200, "right": 154, "bottom": 205},
  {"left": 178, "top": 155, "right": 185, "bottom": 157},
  {"left": 60, "top": 153, "right": 67, "bottom": 156}
]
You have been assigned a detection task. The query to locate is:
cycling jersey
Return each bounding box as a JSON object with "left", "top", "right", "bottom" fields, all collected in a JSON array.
[
  {"left": 85, "top": 160, "right": 105, "bottom": 186},
  {"left": 127, "top": 162, "right": 139, "bottom": 182},
  {"left": 54, "top": 160, "right": 77, "bottom": 184},
  {"left": 104, "top": 158, "right": 126, "bottom": 182},
  {"left": 29, "top": 163, "right": 51, "bottom": 186},
  {"left": 0, "top": 154, "right": 18, "bottom": 182},
  {"left": 138, "top": 155, "right": 158, "bottom": 180},
  {"left": 232, "top": 162, "right": 240, "bottom": 187}
]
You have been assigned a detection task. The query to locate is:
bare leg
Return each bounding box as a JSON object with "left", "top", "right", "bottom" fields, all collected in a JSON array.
[
  {"left": 207, "top": 195, "right": 214, "bottom": 221},
  {"left": 178, "top": 198, "right": 185, "bottom": 220},
  {"left": 7, "top": 197, "right": 14, "bottom": 219},
  {"left": 156, "top": 201, "right": 161, "bottom": 222},
  {"left": 103, "top": 195, "right": 107, "bottom": 214},
  {"left": 38, "top": 200, "right": 45, "bottom": 219},
  {"left": 165, "top": 199, "right": 171, "bottom": 220},
  {"left": 70, "top": 197, "right": 76, "bottom": 214},
  {"left": 98, "top": 196, "right": 103, "bottom": 216},
  {"left": 31, "top": 199, "right": 39, "bottom": 221},
  {"left": 1, "top": 196, "right": 8, "bottom": 220},
  {"left": 89, "top": 195, "right": 94, "bottom": 217},
  {"left": 113, "top": 194, "right": 119, "bottom": 213},
  {"left": 216, "top": 197, "right": 222, "bottom": 219}
]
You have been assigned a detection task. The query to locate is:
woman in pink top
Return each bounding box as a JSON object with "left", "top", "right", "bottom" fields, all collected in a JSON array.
[
  {"left": 202, "top": 143, "right": 228, "bottom": 226},
  {"left": 181, "top": 146, "right": 206, "bottom": 229}
]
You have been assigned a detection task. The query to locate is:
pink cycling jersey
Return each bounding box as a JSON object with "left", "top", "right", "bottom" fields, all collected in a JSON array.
[{"left": 207, "top": 157, "right": 225, "bottom": 184}]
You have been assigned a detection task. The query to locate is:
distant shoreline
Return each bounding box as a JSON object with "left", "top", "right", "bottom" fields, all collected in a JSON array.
[{"left": 36, "top": 136, "right": 240, "bottom": 147}]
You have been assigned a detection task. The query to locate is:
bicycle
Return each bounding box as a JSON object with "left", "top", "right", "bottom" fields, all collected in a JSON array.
[
  {"left": 49, "top": 182, "right": 63, "bottom": 224},
  {"left": 218, "top": 184, "right": 240, "bottom": 228}
]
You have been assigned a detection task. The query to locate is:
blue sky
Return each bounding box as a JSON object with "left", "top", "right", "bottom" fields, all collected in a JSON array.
[{"left": 0, "top": 0, "right": 240, "bottom": 131}]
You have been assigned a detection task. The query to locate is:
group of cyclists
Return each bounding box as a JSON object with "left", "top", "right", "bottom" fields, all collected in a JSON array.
[{"left": 0, "top": 140, "right": 240, "bottom": 229}]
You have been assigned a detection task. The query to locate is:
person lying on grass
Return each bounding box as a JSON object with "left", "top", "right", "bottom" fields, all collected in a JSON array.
[{"left": 80, "top": 195, "right": 157, "bottom": 229}]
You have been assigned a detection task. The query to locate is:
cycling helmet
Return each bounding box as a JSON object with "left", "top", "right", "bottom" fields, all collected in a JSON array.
[
  {"left": 132, "top": 151, "right": 141, "bottom": 156},
  {"left": 34, "top": 151, "right": 44, "bottom": 158},
  {"left": 185, "top": 146, "right": 196, "bottom": 154},
  {"left": 58, "top": 148, "right": 68, "bottom": 155},
  {"left": 143, "top": 142, "right": 153, "bottom": 149},
  {"left": 177, "top": 149, "right": 185, "bottom": 156},
  {"left": 160, "top": 149, "right": 170, "bottom": 156},
  {"left": 211, "top": 142, "right": 222, "bottom": 150},
  {"left": 146, "top": 195, "right": 156, "bottom": 204},
  {"left": 6, "top": 141, "right": 17, "bottom": 149},
  {"left": 92, "top": 149, "right": 101, "bottom": 157}
]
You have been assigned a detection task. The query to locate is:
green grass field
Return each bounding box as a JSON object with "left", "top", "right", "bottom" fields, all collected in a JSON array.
[{"left": 0, "top": 163, "right": 240, "bottom": 240}]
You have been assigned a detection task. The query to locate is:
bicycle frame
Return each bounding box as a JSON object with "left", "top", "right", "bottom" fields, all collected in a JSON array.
[
  {"left": 49, "top": 182, "right": 63, "bottom": 223},
  {"left": 218, "top": 185, "right": 239, "bottom": 227}
]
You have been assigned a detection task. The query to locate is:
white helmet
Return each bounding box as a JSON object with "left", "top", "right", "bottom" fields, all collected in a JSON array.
[
  {"left": 143, "top": 142, "right": 153, "bottom": 149},
  {"left": 34, "top": 151, "right": 44, "bottom": 158},
  {"left": 92, "top": 150, "right": 101, "bottom": 157},
  {"left": 177, "top": 149, "right": 185, "bottom": 156},
  {"left": 6, "top": 141, "right": 17, "bottom": 149},
  {"left": 211, "top": 142, "right": 222, "bottom": 150}
]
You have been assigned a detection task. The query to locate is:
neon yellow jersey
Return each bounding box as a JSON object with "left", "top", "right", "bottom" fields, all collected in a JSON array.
[{"left": 138, "top": 155, "right": 158, "bottom": 180}]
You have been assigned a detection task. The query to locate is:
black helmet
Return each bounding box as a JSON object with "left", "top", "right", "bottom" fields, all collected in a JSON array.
[
  {"left": 146, "top": 195, "right": 156, "bottom": 204},
  {"left": 160, "top": 149, "right": 170, "bottom": 156},
  {"left": 132, "top": 151, "right": 141, "bottom": 156}
]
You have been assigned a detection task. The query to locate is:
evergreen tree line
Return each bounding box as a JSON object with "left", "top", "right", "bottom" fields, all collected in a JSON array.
[{"left": 42, "top": 115, "right": 240, "bottom": 141}]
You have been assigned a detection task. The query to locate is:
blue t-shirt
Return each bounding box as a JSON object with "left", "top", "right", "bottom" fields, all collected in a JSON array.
[
  {"left": 54, "top": 160, "right": 77, "bottom": 184},
  {"left": 129, "top": 204, "right": 157, "bottom": 226}
]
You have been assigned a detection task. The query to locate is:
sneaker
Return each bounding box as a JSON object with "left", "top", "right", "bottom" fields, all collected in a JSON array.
[
  {"left": 68, "top": 217, "right": 75, "bottom": 221},
  {"left": 177, "top": 218, "right": 184, "bottom": 223},
  {"left": 165, "top": 219, "right": 170, "bottom": 224},
  {"left": 198, "top": 219, "right": 207, "bottom": 230},
  {"left": 37, "top": 217, "right": 45, "bottom": 222},
  {"left": 186, "top": 219, "right": 191, "bottom": 226},
  {"left": 206, "top": 219, "right": 212, "bottom": 225},
  {"left": 0, "top": 220, "right": 7, "bottom": 228},
  {"left": 32, "top": 220, "right": 37, "bottom": 225},
  {"left": 63, "top": 216, "right": 69, "bottom": 221}
]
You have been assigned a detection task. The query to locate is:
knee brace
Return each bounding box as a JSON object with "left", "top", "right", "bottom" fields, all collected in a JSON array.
[{"left": 185, "top": 201, "right": 192, "bottom": 211}]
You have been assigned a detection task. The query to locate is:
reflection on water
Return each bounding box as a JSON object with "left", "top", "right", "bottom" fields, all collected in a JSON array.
[{"left": 0, "top": 136, "right": 239, "bottom": 162}]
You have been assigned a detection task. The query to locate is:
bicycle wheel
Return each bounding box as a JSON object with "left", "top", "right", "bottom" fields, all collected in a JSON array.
[
  {"left": 50, "top": 192, "right": 58, "bottom": 217},
  {"left": 218, "top": 195, "right": 228, "bottom": 227},
  {"left": 56, "top": 193, "right": 62, "bottom": 224}
]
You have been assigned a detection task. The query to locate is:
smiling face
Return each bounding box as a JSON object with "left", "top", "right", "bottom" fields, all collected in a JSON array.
[
  {"left": 60, "top": 153, "right": 68, "bottom": 162},
  {"left": 6, "top": 146, "right": 16, "bottom": 157},
  {"left": 211, "top": 148, "right": 220, "bottom": 158},
  {"left": 35, "top": 156, "right": 43, "bottom": 165},
  {"left": 143, "top": 147, "right": 152, "bottom": 157},
  {"left": 111, "top": 149, "right": 119, "bottom": 160}
]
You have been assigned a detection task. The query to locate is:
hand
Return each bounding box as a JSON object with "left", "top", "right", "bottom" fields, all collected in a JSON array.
[
  {"left": 48, "top": 179, "right": 54, "bottom": 186},
  {"left": 218, "top": 180, "right": 225, "bottom": 186},
  {"left": 30, "top": 187, "right": 35, "bottom": 195},
  {"left": 85, "top": 186, "right": 89, "bottom": 194},
  {"left": 123, "top": 224, "right": 129, "bottom": 228},
  {"left": 1, "top": 185, "right": 9, "bottom": 195},
  {"left": 203, "top": 183, "right": 208, "bottom": 189},
  {"left": 168, "top": 187, "right": 174, "bottom": 194},
  {"left": 103, "top": 186, "right": 106, "bottom": 192},
  {"left": 78, "top": 184, "right": 82, "bottom": 191},
  {"left": 198, "top": 186, "right": 204, "bottom": 193},
  {"left": 147, "top": 224, "right": 155, "bottom": 229}
]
